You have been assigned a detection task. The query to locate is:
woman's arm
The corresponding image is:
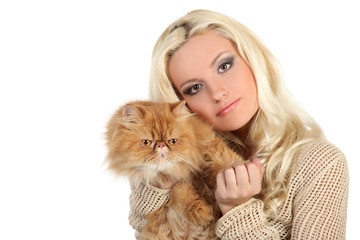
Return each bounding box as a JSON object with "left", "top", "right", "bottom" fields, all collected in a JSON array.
[
  {"left": 128, "top": 181, "right": 171, "bottom": 233},
  {"left": 215, "top": 159, "right": 280, "bottom": 239},
  {"left": 291, "top": 147, "right": 349, "bottom": 239},
  {"left": 216, "top": 198, "right": 280, "bottom": 239}
]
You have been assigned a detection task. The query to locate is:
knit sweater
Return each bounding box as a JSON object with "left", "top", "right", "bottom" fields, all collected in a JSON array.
[{"left": 128, "top": 140, "right": 349, "bottom": 239}]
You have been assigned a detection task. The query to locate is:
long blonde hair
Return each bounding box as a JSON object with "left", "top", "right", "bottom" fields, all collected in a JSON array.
[{"left": 148, "top": 9, "right": 323, "bottom": 219}]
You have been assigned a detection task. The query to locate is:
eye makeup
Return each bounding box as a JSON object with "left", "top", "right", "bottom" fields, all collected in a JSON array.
[
  {"left": 179, "top": 54, "right": 235, "bottom": 96},
  {"left": 217, "top": 56, "right": 234, "bottom": 73},
  {"left": 182, "top": 82, "right": 204, "bottom": 95}
]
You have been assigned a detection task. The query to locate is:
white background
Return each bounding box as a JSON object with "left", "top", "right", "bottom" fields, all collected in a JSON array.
[{"left": 0, "top": 0, "right": 359, "bottom": 239}]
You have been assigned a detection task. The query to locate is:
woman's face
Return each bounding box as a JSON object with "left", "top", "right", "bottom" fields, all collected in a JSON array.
[{"left": 168, "top": 31, "right": 259, "bottom": 132}]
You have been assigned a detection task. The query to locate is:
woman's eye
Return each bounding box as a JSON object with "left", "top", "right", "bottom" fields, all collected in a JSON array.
[
  {"left": 183, "top": 84, "right": 203, "bottom": 95},
  {"left": 218, "top": 63, "right": 231, "bottom": 73},
  {"left": 168, "top": 139, "right": 178, "bottom": 145},
  {"left": 141, "top": 140, "right": 152, "bottom": 147},
  {"left": 218, "top": 57, "right": 234, "bottom": 73}
]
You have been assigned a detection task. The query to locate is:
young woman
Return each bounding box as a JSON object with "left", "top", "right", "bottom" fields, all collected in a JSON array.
[{"left": 128, "top": 9, "right": 349, "bottom": 239}]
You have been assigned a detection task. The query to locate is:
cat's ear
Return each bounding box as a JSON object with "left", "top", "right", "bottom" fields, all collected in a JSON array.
[
  {"left": 122, "top": 105, "right": 141, "bottom": 124},
  {"left": 172, "top": 101, "right": 190, "bottom": 116}
]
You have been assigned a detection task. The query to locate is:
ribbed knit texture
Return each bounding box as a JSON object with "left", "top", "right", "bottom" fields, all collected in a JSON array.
[{"left": 128, "top": 140, "right": 349, "bottom": 239}]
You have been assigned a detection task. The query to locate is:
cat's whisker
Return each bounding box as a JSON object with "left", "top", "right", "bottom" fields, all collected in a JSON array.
[
  {"left": 172, "top": 154, "right": 199, "bottom": 172},
  {"left": 171, "top": 153, "right": 188, "bottom": 165},
  {"left": 178, "top": 112, "right": 197, "bottom": 121},
  {"left": 172, "top": 154, "right": 186, "bottom": 163},
  {"left": 143, "top": 152, "right": 155, "bottom": 164}
]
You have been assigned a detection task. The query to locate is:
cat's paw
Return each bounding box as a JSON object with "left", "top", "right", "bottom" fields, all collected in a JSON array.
[{"left": 188, "top": 201, "right": 214, "bottom": 226}]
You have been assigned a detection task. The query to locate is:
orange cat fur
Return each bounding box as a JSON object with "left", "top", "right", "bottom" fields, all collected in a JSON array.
[{"left": 106, "top": 101, "right": 245, "bottom": 240}]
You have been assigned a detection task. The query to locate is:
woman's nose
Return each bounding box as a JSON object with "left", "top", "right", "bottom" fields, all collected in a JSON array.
[{"left": 212, "top": 84, "right": 228, "bottom": 102}]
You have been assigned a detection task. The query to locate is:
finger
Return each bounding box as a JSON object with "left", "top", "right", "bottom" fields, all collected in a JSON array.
[
  {"left": 233, "top": 161, "right": 244, "bottom": 168},
  {"left": 252, "top": 158, "right": 260, "bottom": 167},
  {"left": 224, "top": 167, "right": 237, "bottom": 190},
  {"left": 245, "top": 162, "right": 260, "bottom": 186},
  {"left": 252, "top": 158, "right": 265, "bottom": 176},
  {"left": 234, "top": 163, "right": 249, "bottom": 187},
  {"left": 216, "top": 170, "right": 226, "bottom": 188},
  {"left": 246, "top": 162, "right": 264, "bottom": 195},
  {"left": 216, "top": 171, "right": 227, "bottom": 198}
]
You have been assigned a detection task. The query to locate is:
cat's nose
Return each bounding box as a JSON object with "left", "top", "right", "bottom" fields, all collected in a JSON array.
[{"left": 156, "top": 141, "right": 166, "bottom": 149}]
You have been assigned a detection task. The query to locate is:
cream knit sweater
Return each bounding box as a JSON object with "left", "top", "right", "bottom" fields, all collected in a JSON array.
[{"left": 128, "top": 140, "right": 349, "bottom": 239}]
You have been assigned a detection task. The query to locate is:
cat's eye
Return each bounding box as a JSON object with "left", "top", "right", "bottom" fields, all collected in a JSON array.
[
  {"left": 141, "top": 139, "right": 152, "bottom": 147},
  {"left": 168, "top": 139, "right": 178, "bottom": 146}
]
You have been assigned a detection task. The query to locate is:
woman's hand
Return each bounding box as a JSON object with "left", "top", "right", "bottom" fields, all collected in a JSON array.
[{"left": 215, "top": 158, "right": 265, "bottom": 214}]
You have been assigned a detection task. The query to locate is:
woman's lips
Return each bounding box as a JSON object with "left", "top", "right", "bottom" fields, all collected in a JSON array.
[{"left": 216, "top": 98, "right": 240, "bottom": 117}]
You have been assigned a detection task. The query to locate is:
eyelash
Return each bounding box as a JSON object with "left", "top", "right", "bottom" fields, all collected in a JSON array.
[
  {"left": 218, "top": 57, "right": 234, "bottom": 73},
  {"left": 183, "top": 83, "right": 203, "bottom": 95}
]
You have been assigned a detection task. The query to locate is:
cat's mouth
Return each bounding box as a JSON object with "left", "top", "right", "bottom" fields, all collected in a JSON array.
[
  {"left": 157, "top": 148, "right": 167, "bottom": 158},
  {"left": 150, "top": 149, "right": 173, "bottom": 170},
  {"left": 147, "top": 155, "right": 174, "bottom": 172},
  {"left": 142, "top": 147, "right": 175, "bottom": 172}
]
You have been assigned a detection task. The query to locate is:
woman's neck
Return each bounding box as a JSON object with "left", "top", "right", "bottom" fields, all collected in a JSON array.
[
  {"left": 232, "top": 116, "right": 253, "bottom": 143},
  {"left": 231, "top": 113, "right": 258, "bottom": 158}
]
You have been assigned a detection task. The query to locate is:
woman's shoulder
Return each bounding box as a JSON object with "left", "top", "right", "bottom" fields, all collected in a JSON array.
[
  {"left": 297, "top": 138, "right": 346, "bottom": 164},
  {"left": 291, "top": 138, "right": 347, "bottom": 184}
]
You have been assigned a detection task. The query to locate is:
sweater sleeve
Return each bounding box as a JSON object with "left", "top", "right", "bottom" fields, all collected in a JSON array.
[
  {"left": 291, "top": 144, "right": 349, "bottom": 239},
  {"left": 128, "top": 181, "right": 171, "bottom": 233},
  {"left": 215, "top": 198, "right": 280, "bottom": 239}
]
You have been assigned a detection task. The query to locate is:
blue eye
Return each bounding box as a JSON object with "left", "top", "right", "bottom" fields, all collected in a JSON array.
[
  {"left": 218, "top": 57, "right": 234, "bottom": 73},
  {"left": 183, "top": 83, "right": 203, "bottom": 95}
]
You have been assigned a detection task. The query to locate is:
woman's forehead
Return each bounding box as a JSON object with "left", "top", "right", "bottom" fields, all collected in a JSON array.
[{"left": 168, "top": 31, "right": 236, "bottom": 80}]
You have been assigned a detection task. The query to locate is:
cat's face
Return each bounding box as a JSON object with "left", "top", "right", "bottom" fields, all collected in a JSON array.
[{"left": 106, "top": 101, "right": 202, "bottom": 182}]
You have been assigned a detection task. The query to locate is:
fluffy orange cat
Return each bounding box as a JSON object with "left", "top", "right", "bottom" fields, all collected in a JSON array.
[{"left": 106, "top": 101, "right": 245, "bottom": 240}]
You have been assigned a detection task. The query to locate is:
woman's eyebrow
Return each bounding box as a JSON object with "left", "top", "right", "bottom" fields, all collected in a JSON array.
[{"left": 209, "top": 51, "right": 230, "bottom": 68}]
